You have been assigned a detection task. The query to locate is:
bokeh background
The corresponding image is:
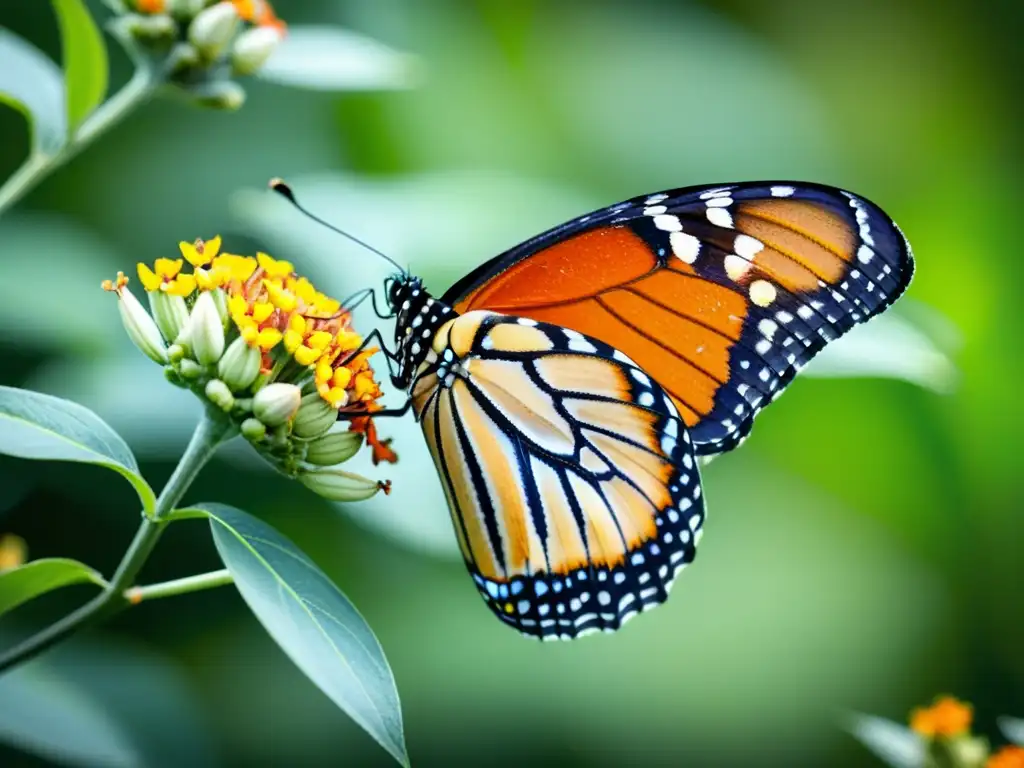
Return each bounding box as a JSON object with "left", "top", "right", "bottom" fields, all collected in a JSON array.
[{"left": 1, "top": 1, "right": 1021, "bottom": 766}]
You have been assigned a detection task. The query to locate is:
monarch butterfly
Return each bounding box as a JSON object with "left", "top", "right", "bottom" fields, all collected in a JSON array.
[{"left": 272, "top": 179, "right": 914, "bottom": 641}]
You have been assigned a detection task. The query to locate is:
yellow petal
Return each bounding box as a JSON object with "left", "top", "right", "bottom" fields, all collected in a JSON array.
[
  {"left": 179, "top": 241, "right": 206, "bottom": 267},
  {"left": 263, "top": 280, "right": 297, "bottom": 312},
  {"left": 228, "top": 294, "right": 249, "bottom": 319},
  {"left": 204, "top": 235, "right": 222, "bottom": 260},
  {"left": 353, "top": 372, "right": 378, "bottom": 400},
  {"left": 307, "top": 330, "right": 333, "bottom": 350},
  {"left": 137, "top": 263, "right": 162, "bottom": 292},
  {"left": 325, "top": 387, "right": 347, "bottom": 408},
  {"left": 154, "top": 257, "right": 183, "bottom": 279},
  {"left": 195, "top": 267, "right": 218, "bottom": 291},
  {"left": 251, "top": 300, "right": 275, "bottom": 323},
  {"left": 215, "top": 254, "right": 257, "bottom": 282},
  {"left": 257, "top": 328, "right": 283, "bottom": 350},
  {"left": 294, "top": 345, "right": 322, "bottom": 366},
  {"left": 316, "top": 361, "right": 333, "bottom": 383},
  {"left": 293, "top": 277, "right": 317, "bottom": 304},
  {"left": 283, "top": 329, "right": 302, "bottom": 353},
  {"left": 334, "top": 329, "right": 362, "bottom": 350},
  {"left": 164, "top": 274, "right": 196, "bottom": 297},
  {"left": 257, "top": 252, "right": 294, "bottom": 278},
  {"left": 287, "top": 314, "right": 306, "bottom": 334},
  {"left": 241, "top": 324, "right": 258, "bottom": 345},
  {"left": 331, "top": 367, "right": 352, "bottom": 389}
]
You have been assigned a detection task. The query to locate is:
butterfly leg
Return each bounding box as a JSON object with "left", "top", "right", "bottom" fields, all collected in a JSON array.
[{"left": 336, "top": 398, "right": 412, "bottom": 422}]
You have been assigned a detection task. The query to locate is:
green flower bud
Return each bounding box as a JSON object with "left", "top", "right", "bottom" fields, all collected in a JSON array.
[
  {"left": 148, "top": 290, "right": 189, "bottom": 343},
  {"left": 167, "top": 343, "right": 186, "bottom": 363},
  {"left": 292, "top": 392, "right": 337, "bottom": 438},
  {"left": 299, "top": 468, "right": 383, "bottom": 502},
  {"left": 187, "top": 80, "right": 247, "bottom": 111},
  {"left": 252, "top": 383, "right": 301, "bottom": 427},
  {"left": 218, "top": 336, "right": 260, "bottom": 391},
  {"left": 167, "top": 0, "right": 206, "bottom": 20},
  {"left": 241, "top": 417, "right": 266, "bottom": 442},
  {"left": 122, "top": 12, "right": 178, "bottom": 46},
  {"left": 304, "top": 430, "right": 364, "bottom": 466},
  {"left": 179, "top": 359, "right": 203, "bottom": 379},
  {"left": 117, "top": 287, "right": 167, "bottom": 364},
  {"left": 186, "top": 290, "right": 225, "bottom": 365},
  {"left": 210, "top": 287, "right": 229, "bottom": 326},
  {"left": 164, "top": 365, "right": 185, "bottom": 387},
  {"left": 230, "top": 26, "right": 283, "bottom": 76},
  {"left": 205, "top": 378, "right": 234, "bottom": 411},
  {"left": 187, "top": 2, "right": 239, "bottom": 60},
  {"left": 166, "top": 42, "right": 201, "bottom": 77}
]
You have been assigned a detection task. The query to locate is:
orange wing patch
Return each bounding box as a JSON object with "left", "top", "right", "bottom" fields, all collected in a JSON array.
[{"left": 455, "top": 226, "right": 657, "bottom": 312}]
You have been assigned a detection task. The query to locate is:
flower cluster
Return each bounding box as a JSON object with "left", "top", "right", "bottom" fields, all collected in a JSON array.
[
  {"left": 852, "top": 694, "right": 1024, "bottom": 768},
  {"left": 105, "top": 0, "right": 287, "bottom": 110},
  {"left": 104, "top": 236, "right": 396, "bottom": 501}
]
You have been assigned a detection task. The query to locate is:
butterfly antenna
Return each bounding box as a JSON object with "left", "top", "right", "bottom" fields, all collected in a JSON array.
[{"left": 268, "top": 178, "right": 407, "bottom": 275}]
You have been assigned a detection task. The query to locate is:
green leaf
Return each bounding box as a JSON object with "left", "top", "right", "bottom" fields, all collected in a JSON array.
[
  {"left": 0, "top": 558, "right": 106, "bottom": 618},
  {"left": 258, "top": 26, "right": 417, "bottom": 91},
  {"left": 51, "top": 0, "right": 109, "bottom": 132},
  {"left": 0, "top": 28, "right": 67, "bottom": 155},
  {"left": 0, "top": 663, "right": 140, "bottom": 768},
  {"left": 0, "top": 386, "right": 156, "bottom": 514},
  {"left": 182, "top": 502, "right": 408, "bottom": 767}
]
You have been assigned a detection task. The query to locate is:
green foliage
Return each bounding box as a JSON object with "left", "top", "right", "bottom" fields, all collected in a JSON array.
[
  {"left": 0, "top": 29, "right": 67, "bottom": 155},
  {"left": 258, "top": 26, "right": 417, "bottom": 91},
  {"left": 50, "top": 0, "right": 109, "bottom": 133},
  {"left": 181, "top": 502, "right": 408, "bottom": 767},
  {"left": 0, "top": 664, "right": 140, "bottom": 768},
  {"left": 0, "top": 559, "right": 106, "bottom": 618},
  {"left": 0, "top": 386, "right": 156, "bottom": 514}
]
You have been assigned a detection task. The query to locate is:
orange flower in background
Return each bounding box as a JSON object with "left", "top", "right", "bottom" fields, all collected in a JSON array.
[
  {"left": 232, "top": 0, "right": 286, "bottom": 31},
  {"left": 910, "top": 696, "right": 974, "bottom": 738},
  {"left": 989, "top": 746, "right": 1024, "bottom": 768}
]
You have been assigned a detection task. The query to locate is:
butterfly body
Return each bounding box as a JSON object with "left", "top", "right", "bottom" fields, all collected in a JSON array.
[{"left": 355, "top": 180, "right": 914, "bottom": 640}]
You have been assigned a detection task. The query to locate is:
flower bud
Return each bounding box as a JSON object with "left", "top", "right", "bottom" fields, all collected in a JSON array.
[
  {"left": 187, "top": 2, "right": 239, "bottom": 60},
  {"left": 178, "top": 359, "right": 203, "bottom": 379},
  {"left": 117, "top": 287, "right": 167, "bottom": 364},
  {"left": 299, "top": 468, "right": 384, "bottom": 502},
  {"left": 304, "top": 430, "right": 363, "bottom": 466},
  {"left": 186, "top": 290, "right": 225, "bottom": 365},
  {"left": 230, "top": 25, "right": 283, "bottom": 76},
  {"left": 167, "top": 0, "right": 205, "bottom": 20},
  {"left": 164, "top": 365, "right": 185, "bottom": 387},
  {"left": 187, "top": 80, "right": 247, "bottom": 111},
  {"left": 210, "top": 287, "right": 230, "bottom": 326},
  {"left": 205, "top": 378, "right": 235, "bottom": 411},
  {"left": 218, "top": 336, "right": 261, "bottom": 391},
  {"left": 292, "top": 392, "right": 337, "bottom": 438},
  {"left": 121, "top": 12, "right": 178, "bottom": 47},
  {"left": 166, "top": 343, "right": 186, "bottom": 363},
  {"left": 241, "top": 417, "right": 266, "bottom": 441},
  {"left": 148, "top": 290, "right": 189, "bottom": 343},
  {"left": 252, "top": 383, "right": 301, "bottom": 427}
]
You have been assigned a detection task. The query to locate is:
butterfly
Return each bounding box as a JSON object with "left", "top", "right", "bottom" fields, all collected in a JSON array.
[{"left": 272, "top": 180, "right": 914, "bottom": 641}]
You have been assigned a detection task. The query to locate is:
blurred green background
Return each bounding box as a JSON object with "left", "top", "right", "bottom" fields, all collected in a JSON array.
[{"left": 1, "top": 0, "right": 1021, "bottom": 766}]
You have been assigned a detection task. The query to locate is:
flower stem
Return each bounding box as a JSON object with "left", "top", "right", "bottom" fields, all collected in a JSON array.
[
  {"left": 0, "top": 410, "right": 236, "bottom": 674},
  {"left": 0, "top": 69, "right": 157, "bottom": 217},
  {"left": 125, "top": 569, "right": 234, "bottom": 604}
]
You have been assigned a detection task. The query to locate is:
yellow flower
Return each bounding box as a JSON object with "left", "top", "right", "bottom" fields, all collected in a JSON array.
[
  {"left": 910, "top": 696, "right": 973, "bottom": 738},
  {"left": 988, "top": 746, "right": 1024, "bottom": 768},
  {"left": 179, "top": 235, "right": 222, "bottom": 267},
  {"left": 232, "top": 0, "right": 286, "bottom": 31},
  {"left": 257, "top": 251, "right": 294, "bottom": 279},
  {"left": 137, "top": 258, "right": 195, "bottom": 296}
]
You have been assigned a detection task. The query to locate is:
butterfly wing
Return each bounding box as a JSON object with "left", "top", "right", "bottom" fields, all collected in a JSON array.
[
  {"left": 443, "top": 182, "right": 915, "bottom": 455},
  {"left": 411, "top": 310, "right": 704, "bottom": 640}
]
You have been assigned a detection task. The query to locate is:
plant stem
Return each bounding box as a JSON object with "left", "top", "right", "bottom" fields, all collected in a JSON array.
[
  {"left": 125, "top": 569, "right": 234, "bottom": 604},
  {"left": 0, "top": 410, "right": 235, "bottom": 674},
  {"left": 0, "top": 69, "right": 157, "bottom": 217}
]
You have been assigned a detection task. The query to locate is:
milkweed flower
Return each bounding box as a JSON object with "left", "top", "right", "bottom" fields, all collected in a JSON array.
[
  {"left": 989, "top": 746, "right": 1024, "bottom": 768},
  {"left": 104, "top": 236, "right": 395, "bottom": 498},
  {"left": 911, "top": 696, "right": 974, "bottom": 738},
  {"left": 110, "top": 0, "right": 286, "bottom": 110}
]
